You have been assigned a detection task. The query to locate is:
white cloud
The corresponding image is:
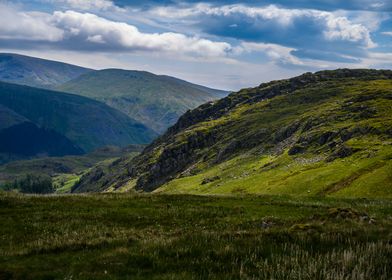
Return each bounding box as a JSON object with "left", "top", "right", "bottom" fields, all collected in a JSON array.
[
  {"left": 86, "top": 34, "right": 106, "bottom": 44},
  {"left": 0, "top": 4, "right": 63, "bottom": 41},
  {"left": 323, "top": 15, "right": 376, "bottom": 48},
  {"left": 348, "top": 11, "right": 388, "bottom": 32},
  {"left": 150, "top": 4, "right": 376, "bottom": 48},
  {"left": 56, "top": 0, "right": 122, "bottom": 11},
  {"left": 381, "top": 31, "right": 392, "bottom": 36},
  {"left": 51, "top": 11, "right": 232, "bottom": 57},
  {"left": 237, "top": 42, "right": 304, "bottom": 65},
  {"left": 0, "top": 4, "right": 232, "bottom": 58},
  {"left": 370, "top": 2, "right": 385, "bottom": 9}
]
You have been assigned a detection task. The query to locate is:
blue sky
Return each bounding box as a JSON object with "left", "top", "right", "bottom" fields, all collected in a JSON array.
[{"left": 0, "top": 0, "right": 391, "bottom": 90}]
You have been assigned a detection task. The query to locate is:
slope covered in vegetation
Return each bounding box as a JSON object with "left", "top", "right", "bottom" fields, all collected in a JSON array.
[
  {"left": 0, "top": 81, "right": 157, "bottom": 153},
  {"left": 0, "top": 53, "right": 92, "bottom": 88},
  {"left": 74, "top": 69, "right": 392, "bottom": 198},
  {"left": 0, "top": 193, "right": 391, "bottom": 279},
  {"left": 0, "top": 122, "right": 83, "bottom": 160},
  {"left": 57, "top": 69, "right": 228, "bottom": 133},
  {"left": 0, "top": 53, "right": 228, "bottom": 134}
]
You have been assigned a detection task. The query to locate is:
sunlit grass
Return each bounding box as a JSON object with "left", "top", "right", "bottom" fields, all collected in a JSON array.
[{"left": 0, "top": 193, "right": 391, "bottom": 279}]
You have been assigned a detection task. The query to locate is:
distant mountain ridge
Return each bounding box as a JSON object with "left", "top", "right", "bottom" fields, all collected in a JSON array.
[
  {"left": 57, "top": 69, "right": 229, "bottom": 133},
  {"left": 0, "top": 81, "right": 157, "bottom": 163},
  {"left": 0, "top": 53, "right": 92, "bottom": 88},
  {"left": 73, "top": 69, "right": 392, "bottom": 198},
  {"left": 0, "top": 53, "right": 229, "bottom": 134}
]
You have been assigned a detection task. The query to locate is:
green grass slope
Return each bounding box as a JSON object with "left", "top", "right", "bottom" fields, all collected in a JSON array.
[
  {"left": 0, "top": 193, "right": 391, "bottom": 279},
  {"left": 0, "top": 105, "right": 83, "bottom": 164},
  {"left": 0, "top": 53, "right": 92, "bottom": 88},
  {"left": 0, "top": 81, "right": 157, "bottom": 152},
  {"left": 57, "top": 69, "right": 228, "bottom": 133},
  {"left": 74, "top": 69, "right": 392, "bottom": 198}
]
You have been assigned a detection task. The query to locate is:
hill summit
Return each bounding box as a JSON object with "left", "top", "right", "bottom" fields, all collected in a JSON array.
[
  {"left": 73, "top": 69, "right": 392, "bottom": 198},
  {"left": 0, "top": 53, "right": 92, "bottom": 88}
]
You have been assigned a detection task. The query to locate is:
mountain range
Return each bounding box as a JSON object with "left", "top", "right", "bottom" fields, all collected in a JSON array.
[
  {"left": 73, "top": 69, "right": 392, "bottom": 198},
  {"left": 0, "top": 81, "right": 156, "bottom": 163},
  {"left": 0, "top": 53, "right": 228, "bottom": 163},
  {"left": 0, "top": 53, "right": 228, "bottom": 134},
  {"left": 1, "top": 53, "right": 391, "bottom": 199},
  {"left": 57, "top": 69, "right": 228, "bottom": 133}
]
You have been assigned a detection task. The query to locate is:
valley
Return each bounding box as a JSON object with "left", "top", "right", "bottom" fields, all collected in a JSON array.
[
  {"left": 1, "top": 0, "right": 391, "bottom": 278},
  {"left": 0, "top": 81, "right": 156, "bottom": 160},
  {"left": 0, "top": 57, "right": 391, "bottom": 280},
  {"left": 73, "top": 69, "right": 392, "bottom": 198}
]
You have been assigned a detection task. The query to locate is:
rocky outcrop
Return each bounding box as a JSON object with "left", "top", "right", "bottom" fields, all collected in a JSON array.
[
  {"left": 168, "top": 69, "right": 392, "bottom": 136},
  {"left": 135, "top": 130, "right": 217, "bottom": 191},
  {"left": 73, "top": 69, "right": 392, "bottom": 193}
]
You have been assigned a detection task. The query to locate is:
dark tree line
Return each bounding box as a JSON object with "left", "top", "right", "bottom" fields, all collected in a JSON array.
[{"left": 1, "top": 174, "right": 54, "bottom": 194}]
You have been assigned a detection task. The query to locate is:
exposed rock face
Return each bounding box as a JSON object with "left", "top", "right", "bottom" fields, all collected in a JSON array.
[
  {"left": 135, "top": 130, "right": 217, "bottom": 191},
  {"left": 73, "top": 69, "right": 392, "bottom": 193}
]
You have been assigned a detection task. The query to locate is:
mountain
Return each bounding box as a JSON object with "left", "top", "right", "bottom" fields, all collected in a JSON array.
[
  {"left": 0, "top": 104, "right": 28, "bottom": 130},
  {"left": 0, "top": 81, "right": 157, "bottom": 159},
  {"left": 57, "top": 69, "right": 228, "bottom": 133},
  {"left": 0, "top": 103, "right": 83, "bottom": 163},
  {"left": 0, "top": 53, "right": 92, "bottom": 88},
  {"left": 0, "top": 122, "right": 83, "bottom": 161},
  {"left": 73, "top": 69, "right": 392, "bottom": 198},
  {"left": 0, "top": 53, "right": 229, "bottom": 133}
]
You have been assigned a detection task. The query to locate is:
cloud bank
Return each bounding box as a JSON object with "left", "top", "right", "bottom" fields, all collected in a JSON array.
[
  {"left": 0, "top": 0, "right": 391, "bottom": 89},
  {"left": 0, "top": 3, "right": 231, "bottom": 58},
  {"left": 150, "top": 4, "right": 377, "bottom": 62}
]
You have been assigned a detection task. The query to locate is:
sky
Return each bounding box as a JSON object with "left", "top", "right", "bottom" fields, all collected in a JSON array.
[{"left": 0, "top": 0, "right": 391, "bottom": 90}]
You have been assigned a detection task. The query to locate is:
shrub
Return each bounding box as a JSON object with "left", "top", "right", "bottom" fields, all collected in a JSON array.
[{"left": 16, "top": 174, "right": 54, "bottom": 194}]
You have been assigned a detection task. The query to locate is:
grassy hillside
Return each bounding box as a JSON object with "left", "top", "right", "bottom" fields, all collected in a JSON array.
[
  {"left": 0, "top": 104, "right": 83, "bottom": 163},
  {"left": 0, "top": 104, "right": 27, "bottom": 130},
  {"left": 74, "top": 69, "right": 392, "bottom": 198},
  {"left": 0, "top": 122, "right": 83, "bottom": 163},
  {"left": 0, "top": 81, "right": 157, "bottom": 153},
  {"left": 57, "top": 69, "right": 228, "bottom": 133},
  {"left": 0, "top": 53, "right": 92, "bottom": 88},
  {"left": 0, "top": 193, "right": 391, "bottom": 279}
]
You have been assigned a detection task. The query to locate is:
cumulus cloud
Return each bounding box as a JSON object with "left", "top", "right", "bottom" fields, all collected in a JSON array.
[
  {"left": 322, "top": 15, "right": 375, "bottom": 48},
  {"left": 55, "top": 0, "right": 122, "bottom": 11},
  {"left": 113, "top": 0, "right": 392, "bottom": 12},
  {"left": 150, "top": 4, "right": 376, "bottom": 49},
  {"left": 51, "top": 11, "right": 231, "bottom": 57},
  {"left": 237, "top": 42, "right": 304, "bottom": 66},
  {"left": 382, "top": 31, "right": 392, "bottom": 36},
  {"left": 0, "top": 5, "right": 232, "bottom": 58},
  {"left": 1, "top": 1, "right": 389, "bottom": 72},
  {"left": 65, "top": 0, "right": 113, "bottom": 10},
  {"left": 0, "top": 4, "right": 64, "bottom": 42}
]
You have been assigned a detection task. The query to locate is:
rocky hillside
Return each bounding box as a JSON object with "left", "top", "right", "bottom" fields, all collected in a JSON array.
[{"left": 73, "top": 69, "right": 392, "bottom": 198}]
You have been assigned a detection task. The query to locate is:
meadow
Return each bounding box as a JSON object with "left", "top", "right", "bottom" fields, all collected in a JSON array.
[{"left": 0, "top": 192, "right": 391, "bottom": 279}]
